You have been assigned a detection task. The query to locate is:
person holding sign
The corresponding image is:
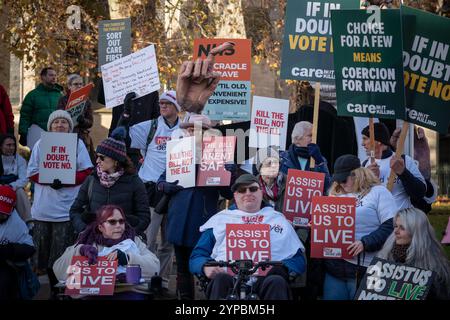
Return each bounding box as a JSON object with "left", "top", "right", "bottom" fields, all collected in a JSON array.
[
  {"left": 361, "top": 122, "right": 426, "bottom": 211},
  {"left": 377, "top": 207, "right": 450, "bottom": 300},
  {"left": 27, "top": 110, "right": 93, "bottom": 276},
  {"left": 323, "top": 154, "right": 397, "bottom": 300},
  {"left": 190, "top": 174, "right": 305, "bottom": 300},
  {"left": 54, "top": 205, "right": 160, "bottom": 300},
  {"left": 57, "top": 74, "right": 95, "bottom": 162},
  {"left": 70, "top": 128, "right": 150, "bottom": 239}
]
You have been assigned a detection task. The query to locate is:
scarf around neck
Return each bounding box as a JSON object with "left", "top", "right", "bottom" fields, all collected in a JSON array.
[
  {"left": 391, "top": 243, "right": 410, "bottom": 263},
  {"left": 96, "top": 165, "right": 124, "bottom": 188}
]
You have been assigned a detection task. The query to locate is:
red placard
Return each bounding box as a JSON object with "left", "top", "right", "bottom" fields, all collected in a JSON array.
[
  {"left": 65, "top": 83, "right": 94, "bottom": 110},
  {"left": 310, "top": 196, "right": 356, "bottom": 259},
  {"left": 282, "top": 169, "right": 326, "bottom": 226},
  {"left": 64, "top": 256, "right": 118, "bottom": 296},
  {"left": 197, "top": 136, "right": 236, "bottom": 186},
  {"left": 226, "top": 224, "right": 271, "bottom": 276}
]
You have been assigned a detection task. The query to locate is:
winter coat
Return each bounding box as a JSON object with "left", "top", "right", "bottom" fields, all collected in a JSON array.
[{"left": 0, "top": 84, "right": 14, "bottom": 135}]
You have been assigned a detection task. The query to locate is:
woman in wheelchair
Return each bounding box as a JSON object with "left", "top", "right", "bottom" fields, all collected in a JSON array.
[{"left": 189, "top": 174, "right": 306, "bottom": 300}]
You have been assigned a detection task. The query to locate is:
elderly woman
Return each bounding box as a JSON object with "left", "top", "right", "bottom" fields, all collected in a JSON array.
[
  {"left": 323, "top": 154, "right": 397, "bottom": 300},
  {"left": 27, "top": 110, "right": 93, "bottom": 275},
  {"left": 57, "top": 74, "right": 95, "bottom": 162},
  {"left": 54, "top": 205, "right": 160, "bottom": 299},
  {"left": 377, "top": 207, "right": 450, "bottom": 300},
  {"left": 280, "top": 121, "right": 331, "bottom": 193},
  {"left": 70, "top": 128, "right": 150, "bottom": 238}
]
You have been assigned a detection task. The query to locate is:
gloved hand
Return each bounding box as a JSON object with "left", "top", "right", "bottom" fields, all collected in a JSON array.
[
  {"left": 158, "top": 180, "right": 184, "bottom": 195},
  {"left": 116, "top": 250, "right": 128, "bottom": 266},
  {"left": 76, "top": 114, "right": 85, "bottom": 126},
  {"left": 123, "top": 92, "right": 137, "bottom": 116},
  {"left": 224, "top": 163, "right": 237, "bottom": 173},
  {"left": 50, "top": 179, "right": 63, "bottom": 190},
  {"left": 79, "top": 244, "right": 98, "bottom": 265},
  {"left": 19, "top": 135, "right": 27, "bottom": 147},
  {"left": 307, "top": 143, "right": 324, "bottom": 164}
]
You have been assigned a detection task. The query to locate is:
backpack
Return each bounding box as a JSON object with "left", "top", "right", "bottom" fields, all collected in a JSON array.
[{"left": 143, "top": 119, "right": 158, "bottom": 158}]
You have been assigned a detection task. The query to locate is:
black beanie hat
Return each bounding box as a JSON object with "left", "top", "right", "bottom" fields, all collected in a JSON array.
[
  {"left": 96, "top": 127, "right": 127, "bottom": 162},
  {"left": 361, "top": 122, "right": 391, "bottom": 146}
]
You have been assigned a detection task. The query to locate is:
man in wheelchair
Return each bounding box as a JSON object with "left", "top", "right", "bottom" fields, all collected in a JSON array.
[{"left": 189, "top": 174, "right": 306, "bottom": 300}]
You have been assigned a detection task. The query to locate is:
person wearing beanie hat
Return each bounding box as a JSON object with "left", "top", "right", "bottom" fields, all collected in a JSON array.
[
  {"left": 361, "top": 123, "right": 426, "bottom": 211},
  {"left": 26, "top": 110, "right": 93, "bottom": 276},
  {"left": 70, "top": 126, "right": 150, "bottom": 241},
  {"left": 324, "top": 155, "right": 397, "bottom": 300}
]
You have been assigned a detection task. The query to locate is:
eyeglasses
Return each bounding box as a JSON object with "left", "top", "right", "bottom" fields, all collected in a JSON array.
[
  {"left": 71, "top": 82, "right": 83, "bottom": 87},
  {"left": 236, "top": 186, "right": 260, "bottom": 194},
  {"left": 96, "top": 154, "right": 106, "bottom": 161},
  {"left": 105, "top": 219, "right": 125, "bottom": 226}
]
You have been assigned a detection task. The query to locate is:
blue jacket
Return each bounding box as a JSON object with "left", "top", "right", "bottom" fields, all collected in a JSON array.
[
  {"left": 189, "top": 228, "right": 306, "bottom": 276},
  {"left": 158, "top": 171, "right": 233, "bottom": 247},
  {"left": 280, "top": 144, "right": 331, "bottom": 193}
]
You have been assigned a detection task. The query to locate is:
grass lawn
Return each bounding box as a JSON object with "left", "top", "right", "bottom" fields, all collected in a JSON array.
[{"left": 429, "top": 207, "right": 450, "bottom": 259}]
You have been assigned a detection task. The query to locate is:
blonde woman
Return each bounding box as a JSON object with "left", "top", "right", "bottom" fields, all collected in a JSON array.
[{"left": 323, "top": 154, "right": 397, "bottom": 300}]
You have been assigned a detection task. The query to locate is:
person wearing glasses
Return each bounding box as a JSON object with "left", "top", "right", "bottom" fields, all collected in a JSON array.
[
  {"left": 69, "top": 127, "right": 150, "bottom": 240},
  {"left": 27, "top": 110, "right": 93, "bottom": 276},
  {"left": 57, "top": 74, "right": 95, "bottom": 162},
  {"left": 323, "top": 154, "right": 397, "bottom": 300},
  {"left": 189, "top": 174, "right": 305, "bottom": 300},
  {"left": 54, "top": 205, "right": 159, "bottom": 300}
]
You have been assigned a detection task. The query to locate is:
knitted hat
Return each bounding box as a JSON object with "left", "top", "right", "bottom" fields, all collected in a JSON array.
[
  {"left": 361, "top": 122, "right": 391, "bottom": 146},
  {"left": 96, "top": 127, "right": 127, "bottom": 162},
  {"left": 47, "top": 110, "right": 74, "bottom": 132},
  {"left": 332, "top": 154, "right": 361, "bottom": 183},
  {"left": 160, "top": 90, "right": 181, "bottom": 112},
  {"left": 0, "top": 185, "right": 16, "bottom": 216},
  {"left": 255, "top": 146, "right": 280, "bottom": 173}
]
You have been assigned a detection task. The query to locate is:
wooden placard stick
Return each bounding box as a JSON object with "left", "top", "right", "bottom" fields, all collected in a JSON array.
[
  {"left": 369, "top": 117, "right": 375, "bottom": 164},
  {"left": 387, "top": 121, "right": 409, "bottom": 191},
  {"left": 310, "top": 82, "right": 321, "bottom": 169}
]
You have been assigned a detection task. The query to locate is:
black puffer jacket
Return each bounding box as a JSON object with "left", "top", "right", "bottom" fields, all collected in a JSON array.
[{"left": 70, "top": 172, "right": 150, "bottom": 235}]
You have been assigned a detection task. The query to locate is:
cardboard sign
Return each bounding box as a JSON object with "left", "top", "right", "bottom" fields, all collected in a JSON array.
[
  {"left": 355, "top": 258, "right": 435, "bottom": 300},
  {"left": 249, "top": 96, "right": 289, "bottom": 150},
  {"left": 310, "top": 196, "right": 356, "bottom": 259},
  {"left": 38, "top": 132, "right": 78, "bottom": 184},
  {"left": 65, "top": 256, "right": 118, "bottom": 296},
  {"left": 332, "top": 9, "right": 406, "bottom": 120},
  {"left": 197, "top": 136, "right": 236, "bottom": 187},
  {"left": 65, "top": 83, "right": 94, "bottom": 126},
  {"left": 166, "top": 136, "right": 196, "bottom": 188},
  {"left": 282, "top": 169, "right": 326, "bottom": 227},
  {"left": 280, "top": 0, "right": 360, "bottom": 82},
  {"left": 193, "top": 39, "right": 252, "bottom": 121},
  {"left": 402, "top": 6, "right": 450, "bottom": 133},
  {"left": 226, "top": 224, "right": 271, "bottom": 276},
  {"left": 101, "top": 44, "right": 161, "bottom": 108},
  {"left": 98, "top": 18, "right": 131, "bottom": 67}
]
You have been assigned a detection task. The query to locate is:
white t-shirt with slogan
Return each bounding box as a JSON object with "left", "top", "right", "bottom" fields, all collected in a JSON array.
[{"left": 130, "top": 116, "right": 179, "bottom": 183}]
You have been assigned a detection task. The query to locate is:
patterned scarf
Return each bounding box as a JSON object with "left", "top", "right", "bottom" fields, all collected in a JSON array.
[
  {"left": 259, "top": 174, "right": 283, "bottom": 205},
  {"left": 391, "top": 243, "right": 410, "bottom": 263},
  {"left": 96, "top": 165, "right": 124, "bottom": 188}
]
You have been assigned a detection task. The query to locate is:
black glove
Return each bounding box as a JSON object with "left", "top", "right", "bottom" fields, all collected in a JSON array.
[
  {"left": 0, "top": 243, "right": 14, "bottom": 260},
  {"left": 123, "top": 92, "right": 137, "bottom": 116},
  {"left": 76, "top": 114, "right": 85, "bottom": 125},
  {"left": 116, "top": 250, "right": 128, "bottom": 266},
  {"left": 19, "top": 135, "right": 27, "bottom": 146},
  {"left": 158, "top": 180, "right": 184, "bottom": 195},
  {"left": 50, "top": 179, "right": 63, "bottom": 190}
]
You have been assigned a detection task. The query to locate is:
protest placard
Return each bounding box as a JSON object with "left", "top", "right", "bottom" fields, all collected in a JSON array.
[
  {"left": 401, "top": 5, "right": 450, "bottom": 133},
  {"left": 197, "top": 136, "right": 236, "bottom": 187},
  {"left": 166, "top": 136, "right": 196, "bottom": 188},
  {"left": 65, "top": 256, "right": 118, "bottom": 296},
  {"left": 280, "top": 0, "right": 360, "bottom": 82},
  {"left": 310, "top": 196, "right": 355, "bottom": 259},
  {"left": 226, "top": 224, "right": 271, "bottom": 276},
  {"left": 283, "top": 169, "right": 326, "bottom": 227},
  {"left": 101, "top": 44, "right": 161, "bottom": 108},
  {"left": 249, "top": 96, "right": 289, "bottom": 150},
  {"left": 331, "top": 9, "right": 406, "bottom": 120},
  {"left": 193, "top": 39, "right": 251, "bottom": 121},
  {"left": 38, "top": 132, "right": 78, "bottom": 184},
  {"left": 98, "top": 18, "right": 131, "bottom": 67},
  {"left": 355, "top": 257, "right": 435, "bottom": 300},
  {"left": 65, "top": 83, "right": 94, "bottom": 126}
]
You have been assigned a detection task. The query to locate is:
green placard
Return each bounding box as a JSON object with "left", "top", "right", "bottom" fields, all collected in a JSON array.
[
  {"left": 280, "top": 0, "right": 360, "bottom": 82},
  {"left": 332, "top": 9, "right": 406, "bottom": 120},
  {"left": 402, "top": 6, "right": 450, "bottom": 133}
]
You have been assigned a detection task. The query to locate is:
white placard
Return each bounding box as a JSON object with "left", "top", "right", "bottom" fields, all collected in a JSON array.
[
  {"left": 101, "top": 44, "right": 161, "bottom": 108},
  {"left": 38, "top": 132, "right": 78, "bottom": 184},
  {"left": 249, "top": 96, "right": 289, "bottom": 150},
  {"left": 166, "top": 136, "right": 196, "bottom": 188}
]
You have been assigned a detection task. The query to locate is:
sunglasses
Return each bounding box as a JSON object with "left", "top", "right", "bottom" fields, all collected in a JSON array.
[
  {"left": 96, "top": 154, "right": 106, "bottom": 161},
  {"left": 236, "top": 186, "right": 260, "bottom": 194},
  {"left": 105, "top": 219, "right": 125, "bottom": 226}
]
